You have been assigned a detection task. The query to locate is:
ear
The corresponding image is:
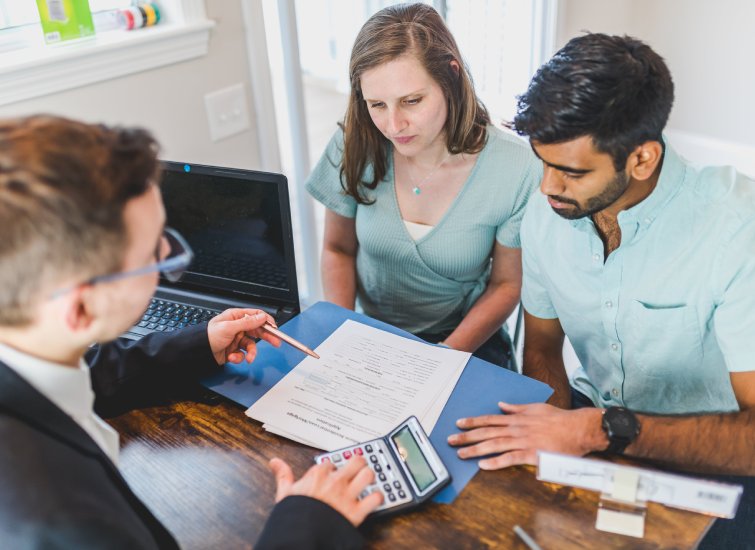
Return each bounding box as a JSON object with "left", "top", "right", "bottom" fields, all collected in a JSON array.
[
  {"left": 449, "top": 59, "right": 460, "bottom": 75},
  {"left": 627, "top": 141, "right": 663, "bottom": 181},
  {"left": 63, "top": 285, "right": 96, "bottom": 334}
]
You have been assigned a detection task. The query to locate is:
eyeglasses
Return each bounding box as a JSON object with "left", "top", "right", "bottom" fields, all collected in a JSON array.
[{"left": 50, "top": 227, "right": 194, "bottom": 298}]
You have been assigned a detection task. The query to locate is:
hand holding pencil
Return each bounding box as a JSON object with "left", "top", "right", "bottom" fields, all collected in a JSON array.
[
  {"left": 206, "top": 307, "right": 320, "bottom": 365},
  {"left": 206, "top": 308, "right": 280, "bottom": 365}
]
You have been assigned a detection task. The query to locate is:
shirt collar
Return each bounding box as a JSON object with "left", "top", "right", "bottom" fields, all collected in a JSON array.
[
  {"left": 0, "top": 342, "right": 94, "bottom": 422},
  {"left": 620, "top": 138, "right": 686, "bottom": 227},
  {"left": 568, "top": 137, "right": 686, "bottom": 231}
]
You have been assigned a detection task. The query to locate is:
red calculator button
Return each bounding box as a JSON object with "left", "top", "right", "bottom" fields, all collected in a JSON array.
[
  {"left": 354, "top": 447, "right": 364, "bottom": 456},
  {"left": 343, "top": 450, "right": 352, "bottom": 459}
]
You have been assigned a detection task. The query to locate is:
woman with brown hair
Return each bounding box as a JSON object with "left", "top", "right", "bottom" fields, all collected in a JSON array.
[{"left": 306, "top": 3, "right": 540, "bottom": 368}]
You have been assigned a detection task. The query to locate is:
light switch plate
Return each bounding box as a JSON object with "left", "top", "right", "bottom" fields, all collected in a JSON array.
[{"left": 204, "top": 83, "right": 250, "bottom": 142}]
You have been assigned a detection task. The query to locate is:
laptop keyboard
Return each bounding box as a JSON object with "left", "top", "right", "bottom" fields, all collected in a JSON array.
[{"left": 129, "top": 299, "right": 221, "bottom": 337}]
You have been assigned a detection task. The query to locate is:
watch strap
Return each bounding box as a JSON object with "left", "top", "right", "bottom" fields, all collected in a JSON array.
[
  {"left": 601, "top": 407, "right": 639, "bottom": 455},
  {"left": 604, "top": 437, "right": 631, "bottom": 455}
]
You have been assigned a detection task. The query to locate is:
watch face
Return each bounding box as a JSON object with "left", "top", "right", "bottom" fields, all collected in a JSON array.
[{"left": 604, "top": 407, "right": 639, "bottom": 438}]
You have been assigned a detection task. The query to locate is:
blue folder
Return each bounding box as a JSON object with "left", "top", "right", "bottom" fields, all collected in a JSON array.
[{"left": 202, "top": 301, "right": 553, "bottom": 503}]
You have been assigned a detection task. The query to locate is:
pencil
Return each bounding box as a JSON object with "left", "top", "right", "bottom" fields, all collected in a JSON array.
[
  {"left": 513, "top": 525, "right": 542, "bottom": 550},
  {"left": 261, "top": 321, "right": 320, "bottom": 359}
]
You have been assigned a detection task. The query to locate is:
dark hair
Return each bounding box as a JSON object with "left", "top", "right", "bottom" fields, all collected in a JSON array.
[
  {"left": 511, "top": 33, "right": 674, "bottom": 170},
  {"left": 340, "top": 3, "right": 490, "bottom": 203},
  {"left": 0, "top": 115, "right": 160, "bottom": 325}
]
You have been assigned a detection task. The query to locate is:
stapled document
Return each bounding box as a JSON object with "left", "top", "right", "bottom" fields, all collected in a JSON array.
[{"left": 246, "top": 319, "right": 470, "bottom": 451}]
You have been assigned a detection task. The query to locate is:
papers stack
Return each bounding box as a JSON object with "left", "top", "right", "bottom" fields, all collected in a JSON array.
[{"left": 246, "top": 320, "right": 470, "bottom": 451}]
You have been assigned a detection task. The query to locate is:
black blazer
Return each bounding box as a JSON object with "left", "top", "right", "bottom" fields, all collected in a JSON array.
[{"left": 0, "top": 326, "right": 363, "bottom": 549}]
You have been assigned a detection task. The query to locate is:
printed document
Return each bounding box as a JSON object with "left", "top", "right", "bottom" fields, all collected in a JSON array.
[{"left": 246, "top": 319, "right": 470, "bottom": 450}]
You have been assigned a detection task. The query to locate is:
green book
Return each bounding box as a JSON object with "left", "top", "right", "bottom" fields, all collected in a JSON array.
[{"left": 36, "top": 0, "right": 95, "bottom": 44}]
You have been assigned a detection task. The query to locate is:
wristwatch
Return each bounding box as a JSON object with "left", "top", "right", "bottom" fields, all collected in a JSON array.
[{"left": 601, "top": 406, "right": 640, "bottom": 455}]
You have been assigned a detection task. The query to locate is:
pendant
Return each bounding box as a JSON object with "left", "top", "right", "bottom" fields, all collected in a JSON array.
[{"left": 412, "top": 186, "right": 421, "bottom": 195}]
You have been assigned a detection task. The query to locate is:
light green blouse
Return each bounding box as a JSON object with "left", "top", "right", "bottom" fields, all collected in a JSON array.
[{"left": 306, "top": 125, "right": 541, "bottom": 334}]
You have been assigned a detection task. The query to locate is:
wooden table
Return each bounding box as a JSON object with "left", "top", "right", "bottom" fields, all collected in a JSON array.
[{"left": 108, "top": 391, "right": 713, "bottom": 549}]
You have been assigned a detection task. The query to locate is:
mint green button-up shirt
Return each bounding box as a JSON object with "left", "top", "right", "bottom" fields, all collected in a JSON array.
[{"left": 521, "top": 143, "right": 755, "bottom": 414}]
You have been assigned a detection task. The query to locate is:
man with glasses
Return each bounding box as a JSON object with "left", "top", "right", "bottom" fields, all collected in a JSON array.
[
  {"left": 0, "top": 116, "right": 379, "bottom": 548},
  {"left": 49, "top": 227, "right": 194, "bottom": 299}
]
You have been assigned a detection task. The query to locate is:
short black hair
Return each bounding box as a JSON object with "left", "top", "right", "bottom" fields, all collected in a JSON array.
[{"left": 511, "top": 33, "right": 674, "bottom": 170}]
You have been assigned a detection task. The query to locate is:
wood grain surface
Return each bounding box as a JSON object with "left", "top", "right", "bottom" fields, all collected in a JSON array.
[{"left": 108, "top": 391, "right": 712, "bottom": 549}]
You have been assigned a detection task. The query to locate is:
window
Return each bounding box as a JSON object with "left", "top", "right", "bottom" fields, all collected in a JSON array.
[
  {"left": 261, "top": 0, "right": 556, "bottom": 303},
  {"left": 0, "top": 1, "right": 135, "bottom": 52},
  {"left": 447, "top": 0, "right": 536, "bottom": 124},
  {"left": 0, "top": 0, "right": 214, "bottom": 107},
  {"left": 0, "top": 2, "right": 40, "bottom": 30},
  {"left": 1, "top": 1, "right": 142, "bottom": 29}
]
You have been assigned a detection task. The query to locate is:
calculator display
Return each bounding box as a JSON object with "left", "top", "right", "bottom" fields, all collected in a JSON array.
[{"left": 391, "top": 425, "right": 437, "bottom": 492}]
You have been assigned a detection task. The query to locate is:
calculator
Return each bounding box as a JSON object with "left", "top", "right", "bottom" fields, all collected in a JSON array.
[{"left": 314, "top": 416, "right": 451, "bottom": 516}]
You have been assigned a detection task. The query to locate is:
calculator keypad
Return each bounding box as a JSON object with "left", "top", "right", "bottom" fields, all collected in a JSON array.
[{"left": 316, "top": 440, "right": 411, "bottom": 511}]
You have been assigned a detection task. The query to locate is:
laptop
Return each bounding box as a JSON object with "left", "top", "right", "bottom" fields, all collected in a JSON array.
[{"left": 123, "top": 161, "right": 300, "bottom": 340}]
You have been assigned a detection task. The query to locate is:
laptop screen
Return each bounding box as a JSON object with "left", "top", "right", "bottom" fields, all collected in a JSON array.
[{"left": 158, "top": 161, "right": 299, "bottom": 308}]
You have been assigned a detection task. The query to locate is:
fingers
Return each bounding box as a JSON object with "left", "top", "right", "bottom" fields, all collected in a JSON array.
[
  {"left": 345, "top": 460, "right": 375, "bottom": 500},
  {"left": 209, "top": 308, "right": 280, "bottom": 364},
  {"left": 238, "top": 337, "right": 258, "bottom": 363},
  {"left": 227, "top": 342, "right": 256, "bottom": 364},
  {"left": 456, "top": 435, "right": 521, "bottom": 459},
  {"left": 214, "top": 308, "right": 285, "bottom": 351},
  {"left": 455, "top": 402, "right": 547, "bottom": 430},
  {"left": 240, "top": 311, "right": 268, "bottom": 331},
  {"left": 354, "top": 489, "right": 384, "bottom": 523},
  {"left": 269, "top": 458, "right": 295, "bottom": 502},
  {"left": 335, "top": 457, "right": 382, "bottom": 526},
  {"left": 455, "top": 413, "right": 510, "bottom": 430},
  {"left": 448, "top": 426, "right": 516, "bottom": 447},
  {"left": 238, "top": 310, "right": 281, "bottom": 346},
  {"left": 226, "top": 351, "right": 245, "bottom": 364},
  {"left": 479, "top": 449, "right": 536, "bottom": 470},
  {"left": 272, "top": 455, "right": 381, "bottom": 528},
  {"left": 257, "top": 330, "right": 282, "bottom": 348},
  {"left": 336, "top": 454, "right": 368, "bottom": 480},
  {"left": 217, "top": 308, "right": 273, "bottom": 323},
  {"left": 498, "top": 401, "right": 530, "bottom": 414},
  {"left": 214, "top": 308, "right": 273, "bottom": 333}
]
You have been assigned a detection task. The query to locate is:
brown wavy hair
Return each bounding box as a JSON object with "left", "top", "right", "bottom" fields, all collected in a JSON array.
[{"left": 340, "top": 3, "right": 490, "bottom": 204}]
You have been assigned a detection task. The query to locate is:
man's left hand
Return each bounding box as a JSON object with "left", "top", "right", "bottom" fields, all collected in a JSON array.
[
  {"left": 207, "top": 308, "right": 281, "bottom": 365},
  {"left": 447, "top": 402, "right": 606, "bottom": 470}
]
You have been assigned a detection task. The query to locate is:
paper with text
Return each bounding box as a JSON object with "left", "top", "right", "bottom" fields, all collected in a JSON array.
[
  {"left": 246, "top": 319, "right": 470, "bottom": 450},
  {"left": 537, "top": 452, "right": 743, "bottom": 518}
]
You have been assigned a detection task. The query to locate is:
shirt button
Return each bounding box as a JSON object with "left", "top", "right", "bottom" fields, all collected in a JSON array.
[
  {"left": 611, "top": 343, "right": 618, "bottom": 351},
  {"left": 644, "top": 218, "right": 652, "bottom": 224},
  {"left": 593, "top": 253, "right": 600, "bottom": 261},
  {"left": 605, "top": 300, "right": 613, "bottom": 308},
  {"left": 612, "top": 388, "right": 620, "bottom": 397}
]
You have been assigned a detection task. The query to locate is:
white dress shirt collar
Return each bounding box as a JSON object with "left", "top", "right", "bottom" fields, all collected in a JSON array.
[{"left": 0, "top": 341, "right": 120, "bottom": 465}]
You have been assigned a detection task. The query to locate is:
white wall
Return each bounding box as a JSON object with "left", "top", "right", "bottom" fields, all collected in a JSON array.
[
  {"left": 0, "top": 1, "right": 261, "bottom": 170},
  {"left": 554, "top": 0, "right": 755, "bottom": 372},
  {"left": 557, "top": 0, "right": 755, "bottom": 176}
]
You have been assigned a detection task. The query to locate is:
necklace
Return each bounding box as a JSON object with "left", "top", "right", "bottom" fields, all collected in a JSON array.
[{"left": 406, "top": 152, "right": 451, "bottom": 196}]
